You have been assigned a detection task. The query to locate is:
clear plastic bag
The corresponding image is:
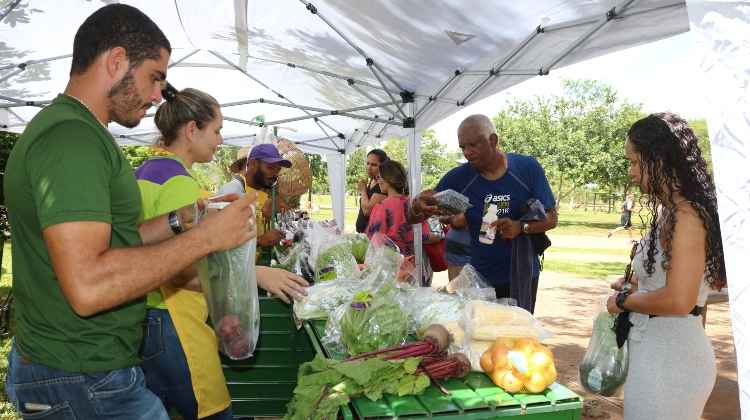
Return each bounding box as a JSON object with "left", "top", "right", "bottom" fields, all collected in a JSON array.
[
  {"left": 292, "top": 279, "right": 357, "bottom": 320},
  {"left": 445, "top": 264, "right": 496, "bottom": 300},
  {"left": 323, "top": 284, "right": 408, "bottom": 356},
  {"left": 308, "top": 223, "right": 358, "bottom": 282},
  {"left": 344, "top": 233, "right": 369, "bottom": 264},
  {"left": 463, "top": 299, "right": 551, "bottom": 341},
  {"left": 433, "top": 189, "right": 472, "bottom": 214},
  {"left": 360, "top": 233, "right": 402, "bottom": 286},
  {"left": 272, "top": 241, "right": 303, "bottom": 272},
  {"left": 463, "top": 339, "right": 495, "bottom": 372},
  {"left": 197, "top": 204, "right": 260, "bottom": 360},
  {"left": 579, "top": 309, "right": 629, "bottom": 396},
  {"left": 400, "top": 287, "right": 465, "bottom": 335}
]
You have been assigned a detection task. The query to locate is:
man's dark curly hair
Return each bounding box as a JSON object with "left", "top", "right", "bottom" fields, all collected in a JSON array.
[
  {"left": 70, "top": 4, "right": 171, "bottom": 75},
  {"left": 628, "top": 112, "right": 726, "bottom": 290}
]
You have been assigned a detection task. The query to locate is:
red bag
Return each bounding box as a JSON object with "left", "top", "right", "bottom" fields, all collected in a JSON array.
[{"left": 422, "top": 222, "right": 448, "bottom": 272}]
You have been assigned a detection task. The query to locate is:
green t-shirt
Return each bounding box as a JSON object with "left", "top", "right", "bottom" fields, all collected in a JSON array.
[
  {"left": 3, "top": 94, "right": 145, "bottom": 373},
  {"left": 135, "top": 155, "right": 202, "bottom": 308}
]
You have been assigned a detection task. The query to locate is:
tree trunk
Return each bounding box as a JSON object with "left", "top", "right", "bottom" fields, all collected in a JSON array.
[{"left": 556, "top": 171, "right": 564, "bottom": 207}]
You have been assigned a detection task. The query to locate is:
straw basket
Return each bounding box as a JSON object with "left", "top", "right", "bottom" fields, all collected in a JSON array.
[{"left": 276, "top": 138, "right": 312, "bottom": 197}]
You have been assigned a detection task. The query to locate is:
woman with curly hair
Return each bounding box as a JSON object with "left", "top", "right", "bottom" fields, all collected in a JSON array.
[{"left": 607, "top": 112, "right": 725, "bottom": 419}]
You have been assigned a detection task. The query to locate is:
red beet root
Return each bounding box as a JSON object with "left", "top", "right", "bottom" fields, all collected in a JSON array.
[
  {"left": 218, "top": 314, "right": 242, "bottom": 339},
  {"left": 224, "top": 334, "right": 252, "bottom": 359}
]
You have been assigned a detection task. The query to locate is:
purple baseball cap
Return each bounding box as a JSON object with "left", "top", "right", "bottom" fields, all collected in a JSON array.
[{"left": 250, "top": 144, "right": 292, "bottom": 168}]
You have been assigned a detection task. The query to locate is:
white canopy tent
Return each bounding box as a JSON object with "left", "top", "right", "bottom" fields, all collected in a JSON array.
[
  {"left": 2, "top": 1, "right": 748, "bottom": 415},
  {"left": 1, "top": 0, "right": 690, "bottom": 227}
]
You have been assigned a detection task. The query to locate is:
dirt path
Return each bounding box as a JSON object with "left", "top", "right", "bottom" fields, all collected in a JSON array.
[{"left": 535, "top": 271, "right": 739, "bottom": 420}]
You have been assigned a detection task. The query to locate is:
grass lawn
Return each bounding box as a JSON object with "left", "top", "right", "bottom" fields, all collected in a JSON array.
[
  {"left": 0, "top": 198, "right": 636, "bottom": 418},
  {"left": 1, "top": 242, "right": 14, "bottom": 419}
]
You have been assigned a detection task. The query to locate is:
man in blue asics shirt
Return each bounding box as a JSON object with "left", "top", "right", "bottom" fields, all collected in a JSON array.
[{"left": 410, "top": 115, "right": 557, "bottom": 303}]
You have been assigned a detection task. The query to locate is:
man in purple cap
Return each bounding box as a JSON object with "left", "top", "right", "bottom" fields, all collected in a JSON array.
[{"left": 219, "top": 143, "right": 292, "bottom": 251}]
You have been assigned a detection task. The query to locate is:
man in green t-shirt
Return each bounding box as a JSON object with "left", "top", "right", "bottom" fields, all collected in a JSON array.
[{"left": 3, "top": 5, "right": 256, "bottom": 419}]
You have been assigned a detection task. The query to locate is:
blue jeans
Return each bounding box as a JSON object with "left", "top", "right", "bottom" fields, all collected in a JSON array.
[
  {"left": 141, "top": 309, "right": 232, "bottom": 420},
  {"left": 5, "top": 342, "right": 168, "bottom": 419}
]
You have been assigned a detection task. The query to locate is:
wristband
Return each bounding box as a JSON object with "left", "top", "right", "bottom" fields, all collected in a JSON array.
[
  {"left": 615, "top": 290, "right": 630, "bottom": 311},
  {"left": 168, "top": 210, "right": 183, "bottom": 235}
]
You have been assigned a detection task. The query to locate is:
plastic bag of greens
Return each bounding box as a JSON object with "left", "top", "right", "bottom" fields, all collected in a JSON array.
[
  {"left": 197, "top": 203, "right": 260, "bottom": 360},
  {"left": 344, "top": 233, "right": 369, "bottom": 264},
  {"left": 358, "top": 233, "right": 402, "bottom": 286},
  {"left": 293, "top": 279, "right": 357, "bottom": 320},
  {"left": 272, "top": 241, "right": 302, "bottom": 272},
  {"left": 325, "top": 284, "right": 408, "bottom": 356},
  {"left": 308, "top": 223, "right": 357, "bottom": 282},
  {"left": 579, "top": 307, "right": 629, "bottom": 396}
]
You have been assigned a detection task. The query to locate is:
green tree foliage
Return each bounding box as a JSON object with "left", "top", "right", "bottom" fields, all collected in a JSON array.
[
  {"left": 688, "top": 119, "right": 713, "bottom": 173},
  {"left": 0, "top": 131, "right": 20, "bottom": 237},
  {"left": 121, "top": 145, "right": 157, "bottom": 169},
  {"left": 346, "top": 147, "right": 366, "bottom": 193},
  {"left": 493, "top": 79, "right": 643, "bottom": 201},
  {"left": 121, "top": 144, "right": 238, "bottom": 193},
  {"left": 192, "top": 146, "right": 238, "bottom": 192},
  {"left": 306, "top": 153, "right": 329, "bottom": 194},
  {"left": 345, "top": 129, "right": 457, "bottom": 194},
  {"left": 381, "top": 130, "right": 455, "bottom": 190}
]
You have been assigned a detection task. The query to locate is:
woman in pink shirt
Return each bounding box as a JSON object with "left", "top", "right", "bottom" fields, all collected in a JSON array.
[{"left": 366, "top": 160, "right": 440, "bottom": 285}]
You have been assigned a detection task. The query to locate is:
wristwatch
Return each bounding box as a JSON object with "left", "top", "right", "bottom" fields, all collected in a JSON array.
[
  {"left": 168, "top": 210, "right": 183, "bottom": 235},
  {"left": 615, "top": 290, "right": 630, "bottom": 311},
  {"left": 521, "top": 222, "right": 530, "bottom": 234}
]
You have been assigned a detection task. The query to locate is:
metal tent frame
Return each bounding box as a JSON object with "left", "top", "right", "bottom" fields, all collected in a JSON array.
[{"left": 0, "top": 0, "right": 685, "bottom": 275}]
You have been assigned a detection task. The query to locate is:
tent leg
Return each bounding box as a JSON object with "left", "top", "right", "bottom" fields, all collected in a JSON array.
[
  {"left": 326, "top": 152, "right": 347, "bottom": 232},
  {"left": 407, "top": 103, "right": 423, "bottom": 284}
]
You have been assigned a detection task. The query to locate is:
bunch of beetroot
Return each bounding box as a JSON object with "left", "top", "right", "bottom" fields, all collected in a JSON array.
[{"left": 346, "top": 324, "right": 471, "bottom": 393}]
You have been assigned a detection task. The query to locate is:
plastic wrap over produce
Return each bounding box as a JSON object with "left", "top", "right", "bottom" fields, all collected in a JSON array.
[
  {"left": 323, "top": 284, "right": 408, "bottom": 356},
  {"left": 197, "top": 203, "right": 260, "bottom": 360},
  {"left": 293, "top": 279, "right": 358, "bottom": 320},
  {"left": 463, "top": 300, "right": 551, "bottom": 342},
  {"left": 400, "top": 287, "right": 464, "bottom": 335},
  {"left": 344, "top": 233, "right": 369, "bottom": 264},
  {"left": 308, "top": 223, "right": 358, "bottom": 282},
  {"left": 294, "top": 234, "right": 404, "bottom": 322},
  {"left": 361, "top": 233, "right": 404, "bottom": 285},
  {"left": 445, "top": 264, "right": 496, "bottom": 301},
  {"left": 579, "top": 310, "right": 628, "bottom": 396}
]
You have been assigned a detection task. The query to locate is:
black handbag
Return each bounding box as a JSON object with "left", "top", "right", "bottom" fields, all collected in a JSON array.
[{"left": 529, "top": 233, "right": 551, "bottom": 256}]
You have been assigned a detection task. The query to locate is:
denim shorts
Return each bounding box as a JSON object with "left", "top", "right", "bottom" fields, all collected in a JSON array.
[{"left": 5, "top": 342, "right": 168, "bottom": 419}]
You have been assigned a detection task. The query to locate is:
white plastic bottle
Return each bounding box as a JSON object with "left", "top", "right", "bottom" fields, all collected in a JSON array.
[{"left": 479, "top": 203, "right": 498, "bottom": 245}]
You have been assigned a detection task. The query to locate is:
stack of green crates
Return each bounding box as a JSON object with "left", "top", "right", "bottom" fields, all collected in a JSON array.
[
  {"left": 304, "top": 320, "right": 583, "bottom": 420},
  {"left": 222, "top": 296, "right": 315, "bottom": 417}
]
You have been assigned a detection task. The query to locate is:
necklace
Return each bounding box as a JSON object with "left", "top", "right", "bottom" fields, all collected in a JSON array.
[{"left": 63, "top": 93, "right": 107, "bottom": 129}]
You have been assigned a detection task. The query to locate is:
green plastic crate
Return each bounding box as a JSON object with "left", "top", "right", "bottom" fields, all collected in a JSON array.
[
  {"left": 223, "top": 296, "right": 315, "bottom": 418},
  {"left": 305, "top": 320, "right": 583, "bottom": 420}
]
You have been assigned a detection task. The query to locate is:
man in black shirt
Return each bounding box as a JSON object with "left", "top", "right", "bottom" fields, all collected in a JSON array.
[{"left": 355, "top": 149, "right": 388, "bottom": 233}]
